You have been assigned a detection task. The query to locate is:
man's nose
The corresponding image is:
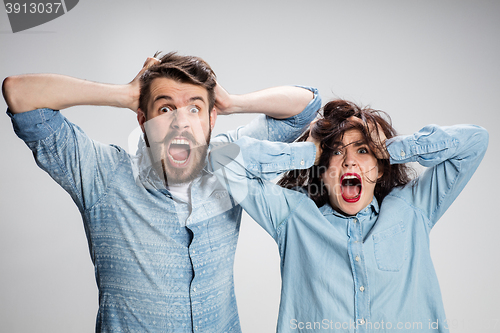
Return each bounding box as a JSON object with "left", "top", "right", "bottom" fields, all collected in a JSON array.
[{"left": 171, "top": 109, "right": 190, "bottom": 130}]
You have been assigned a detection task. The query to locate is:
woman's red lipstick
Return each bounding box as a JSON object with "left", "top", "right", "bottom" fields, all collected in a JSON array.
[{"left": 340, "top": 173, "right": 362, "bottom": 203}]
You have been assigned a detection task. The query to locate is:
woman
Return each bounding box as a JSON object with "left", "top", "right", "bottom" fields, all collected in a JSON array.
[{"left": 209, "top": 99, "right": 488, "bottom": 333}]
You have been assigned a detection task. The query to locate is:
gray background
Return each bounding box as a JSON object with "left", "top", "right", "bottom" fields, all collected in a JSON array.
[{"left": 1, "top": 0, "right": 499, "bottom": 332}]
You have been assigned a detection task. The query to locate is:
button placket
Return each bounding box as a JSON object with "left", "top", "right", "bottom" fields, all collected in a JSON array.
[{"left": 348, "top": 216, "right": 370, "bottom": 332}]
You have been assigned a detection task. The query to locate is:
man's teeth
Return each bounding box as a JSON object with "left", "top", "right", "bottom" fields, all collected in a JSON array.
[
  {"left": 171, "top": 138, "right": 189, "bottom": 145},
  {"left": 343, "top": 175, "right": 358, "bottom": 180},
  {"left": 168, "top": 138, "right": 190, "bottom": 164}
]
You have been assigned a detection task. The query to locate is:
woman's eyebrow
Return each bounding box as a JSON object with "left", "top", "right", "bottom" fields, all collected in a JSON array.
[
  {"left": 338, "top": 140, "right": 366, "bottom": 149},
  {"left": 352, "top": 141, "right": 367, "bottom": 147}
]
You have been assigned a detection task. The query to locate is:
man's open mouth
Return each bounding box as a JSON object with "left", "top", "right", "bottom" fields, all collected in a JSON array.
[
  {"left": 340, "top": 173, "right": 362, "bottom": 203},
  {"left": 167, "top": 137, "right": 191, "bottom": 167}
]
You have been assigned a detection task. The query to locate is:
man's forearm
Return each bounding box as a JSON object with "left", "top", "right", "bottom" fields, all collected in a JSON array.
[
  {"left": 2, "top": 74, "right": 135, "bottom": 114},
  {"left": 219, "top": 86, "right": 315, "bottom": 119}
]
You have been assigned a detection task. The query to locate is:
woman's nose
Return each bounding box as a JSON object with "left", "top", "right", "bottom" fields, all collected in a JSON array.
[{"left": 343, "top": 151, "right": 357, "bottom": 168}]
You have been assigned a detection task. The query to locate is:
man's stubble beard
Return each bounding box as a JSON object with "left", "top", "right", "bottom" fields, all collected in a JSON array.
[{"left": 145, "top": 126, "right": 211, "bottom": 186}]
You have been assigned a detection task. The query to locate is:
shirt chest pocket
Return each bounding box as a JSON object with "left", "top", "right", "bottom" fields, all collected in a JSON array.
[
  {"left": 372, "top": 222, "right": 408, "bottom": 272},
  {"left": 203, "top": 190, "right": 235, "bottom": 219}
]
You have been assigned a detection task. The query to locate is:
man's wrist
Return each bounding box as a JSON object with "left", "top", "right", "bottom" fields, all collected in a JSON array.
[
  {"left": 115, "top": 83, "right": 138, "bottom": 111},
  {"left": 220, "top": 94, "right": 240, "bottom": 115}
]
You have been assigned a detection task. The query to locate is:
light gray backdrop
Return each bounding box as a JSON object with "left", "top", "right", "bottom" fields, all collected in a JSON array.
[{"left": 1, "top": 1, "right": 499, "bottom": 332}]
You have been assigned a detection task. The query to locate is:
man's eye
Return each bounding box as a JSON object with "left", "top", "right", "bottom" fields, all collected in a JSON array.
[
  {"left": 358, "top": 147, "right": 368, "bottom": 154},
  {"left": 333, "top": 150, "right": 343, "bottom": 156},
  {"left": 160, "top": 106, "right": 173, "bottom": 113},
  {"left": 189, "top": 106, "right": 200, "bottom": 114}
]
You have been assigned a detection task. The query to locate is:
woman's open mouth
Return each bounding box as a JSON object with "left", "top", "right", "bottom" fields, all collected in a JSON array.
[
  {"left": 340, "top": 173, "right": 362, "bottom": 203},
  {"left": 167, "top": 137, "right": 191, "bottom": 167}
]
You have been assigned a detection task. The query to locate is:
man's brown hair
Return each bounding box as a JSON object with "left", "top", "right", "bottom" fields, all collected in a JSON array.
[{"left": 139, "top": 52, "right": 217, "bottom": 117}]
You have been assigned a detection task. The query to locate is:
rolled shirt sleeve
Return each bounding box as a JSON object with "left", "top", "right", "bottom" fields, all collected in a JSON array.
[{"left": 8, "top": 108, "right": 65, "bottom": 142}]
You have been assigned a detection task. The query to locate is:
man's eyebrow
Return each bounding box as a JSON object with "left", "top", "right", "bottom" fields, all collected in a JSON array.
[
  {"left": 153, "top": 95, "right": 206, "bottom": 104},
  {"left": 188, "top": 96, "right": 206, "bottom": 104},
  {"left": 153, "top": 95, "right": 173, "bottom": 103}
]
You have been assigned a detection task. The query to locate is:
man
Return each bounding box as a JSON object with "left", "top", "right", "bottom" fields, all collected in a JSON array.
[{"left": 3, "top": 52, "right": 320, "bottom": 332}]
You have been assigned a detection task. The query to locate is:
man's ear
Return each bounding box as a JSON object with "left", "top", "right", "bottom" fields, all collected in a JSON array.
[
  {"left": 137, "top": 108, "right": 146, "bottom": 133},
  {"left": 210, "top": 107, "right": 217, "bottom": 130}
]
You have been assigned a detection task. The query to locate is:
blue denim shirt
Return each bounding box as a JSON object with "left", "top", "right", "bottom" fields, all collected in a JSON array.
[
  {"left": 209, "top": 125, "right": 488, "bottom": 333},
  {"left": 7, "top": 86, "right": 320, "bottom": 333}
]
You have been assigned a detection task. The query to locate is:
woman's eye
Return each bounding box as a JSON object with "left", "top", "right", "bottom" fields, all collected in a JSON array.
[
  {"left": 358, "top": 147, "right": 368, "bottom": 154},
  {"left": 160, "top": 106, "right": 173, "bottom": 113},
  {"left": 333, "top": 150, "right": 343, "bottom": 156}
]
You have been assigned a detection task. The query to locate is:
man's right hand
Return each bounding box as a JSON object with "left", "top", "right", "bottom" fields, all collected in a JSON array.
[{"left": 124, "top": 57, "right": 160, "bottom": 112}]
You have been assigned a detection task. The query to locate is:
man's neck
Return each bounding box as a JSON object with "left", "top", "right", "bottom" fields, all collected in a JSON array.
[{"left": 167, "top": 181, "right": 193, "bottom": 204}]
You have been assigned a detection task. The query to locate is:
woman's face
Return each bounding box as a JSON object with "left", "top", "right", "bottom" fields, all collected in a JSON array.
[{"left": 321, "top": 129, "right": 383, "bottom": 216}]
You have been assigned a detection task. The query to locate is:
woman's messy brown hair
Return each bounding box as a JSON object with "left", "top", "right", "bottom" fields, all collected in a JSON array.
[{"left": 278, "top": 99, "right": 414, "bottom": 207}]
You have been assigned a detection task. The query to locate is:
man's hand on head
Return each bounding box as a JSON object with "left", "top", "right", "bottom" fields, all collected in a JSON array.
[
  {"left": 125, "top": 57, "right": 160, "bottom": 113},
  {"left": 213, "top": 82, "right": 234, "bottom": 116}
]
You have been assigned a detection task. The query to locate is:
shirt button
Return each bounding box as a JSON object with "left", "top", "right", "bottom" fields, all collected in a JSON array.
[
  {"left": 355, "top": 256, "right": 360, "bottom": 262},
  {"left": 193, "top": 288, "right": 197, "bottom": 292},
  {"left": 359, "top": 319, "right": 365, "bottom": 325},
  {"left": 400, "top": 150, "right": 406, "bottom": 157},
  {"left": 192, "top": 250, "right": 196, "bottom": 254},
  {"left": 300, "top": 159, "right": 305, "bottom": 166},
  {"left": 194, "top": 326, "right": 198, "bottom": 330},
  {"left": 353, "top": 218, "right": 358, "bottom": 223},
  {"left": 360, "top": 286, "right": 365, "bottom": 292}
]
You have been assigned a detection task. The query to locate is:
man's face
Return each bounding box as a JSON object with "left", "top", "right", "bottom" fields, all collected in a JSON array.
[
  {"left": 138, "top": 78, "right": 216, "bottom": 185},
  {"left": 321, "top": 129, "right": 383, "bottom": 216}
]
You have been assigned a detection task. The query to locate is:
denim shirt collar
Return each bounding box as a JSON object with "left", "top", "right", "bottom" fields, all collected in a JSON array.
[
  {"left": 319, "top": 196, "right": 380, "bottom": 219},
  {"left": 319, "top": 197, "right": 380, "bottom": 240}
]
